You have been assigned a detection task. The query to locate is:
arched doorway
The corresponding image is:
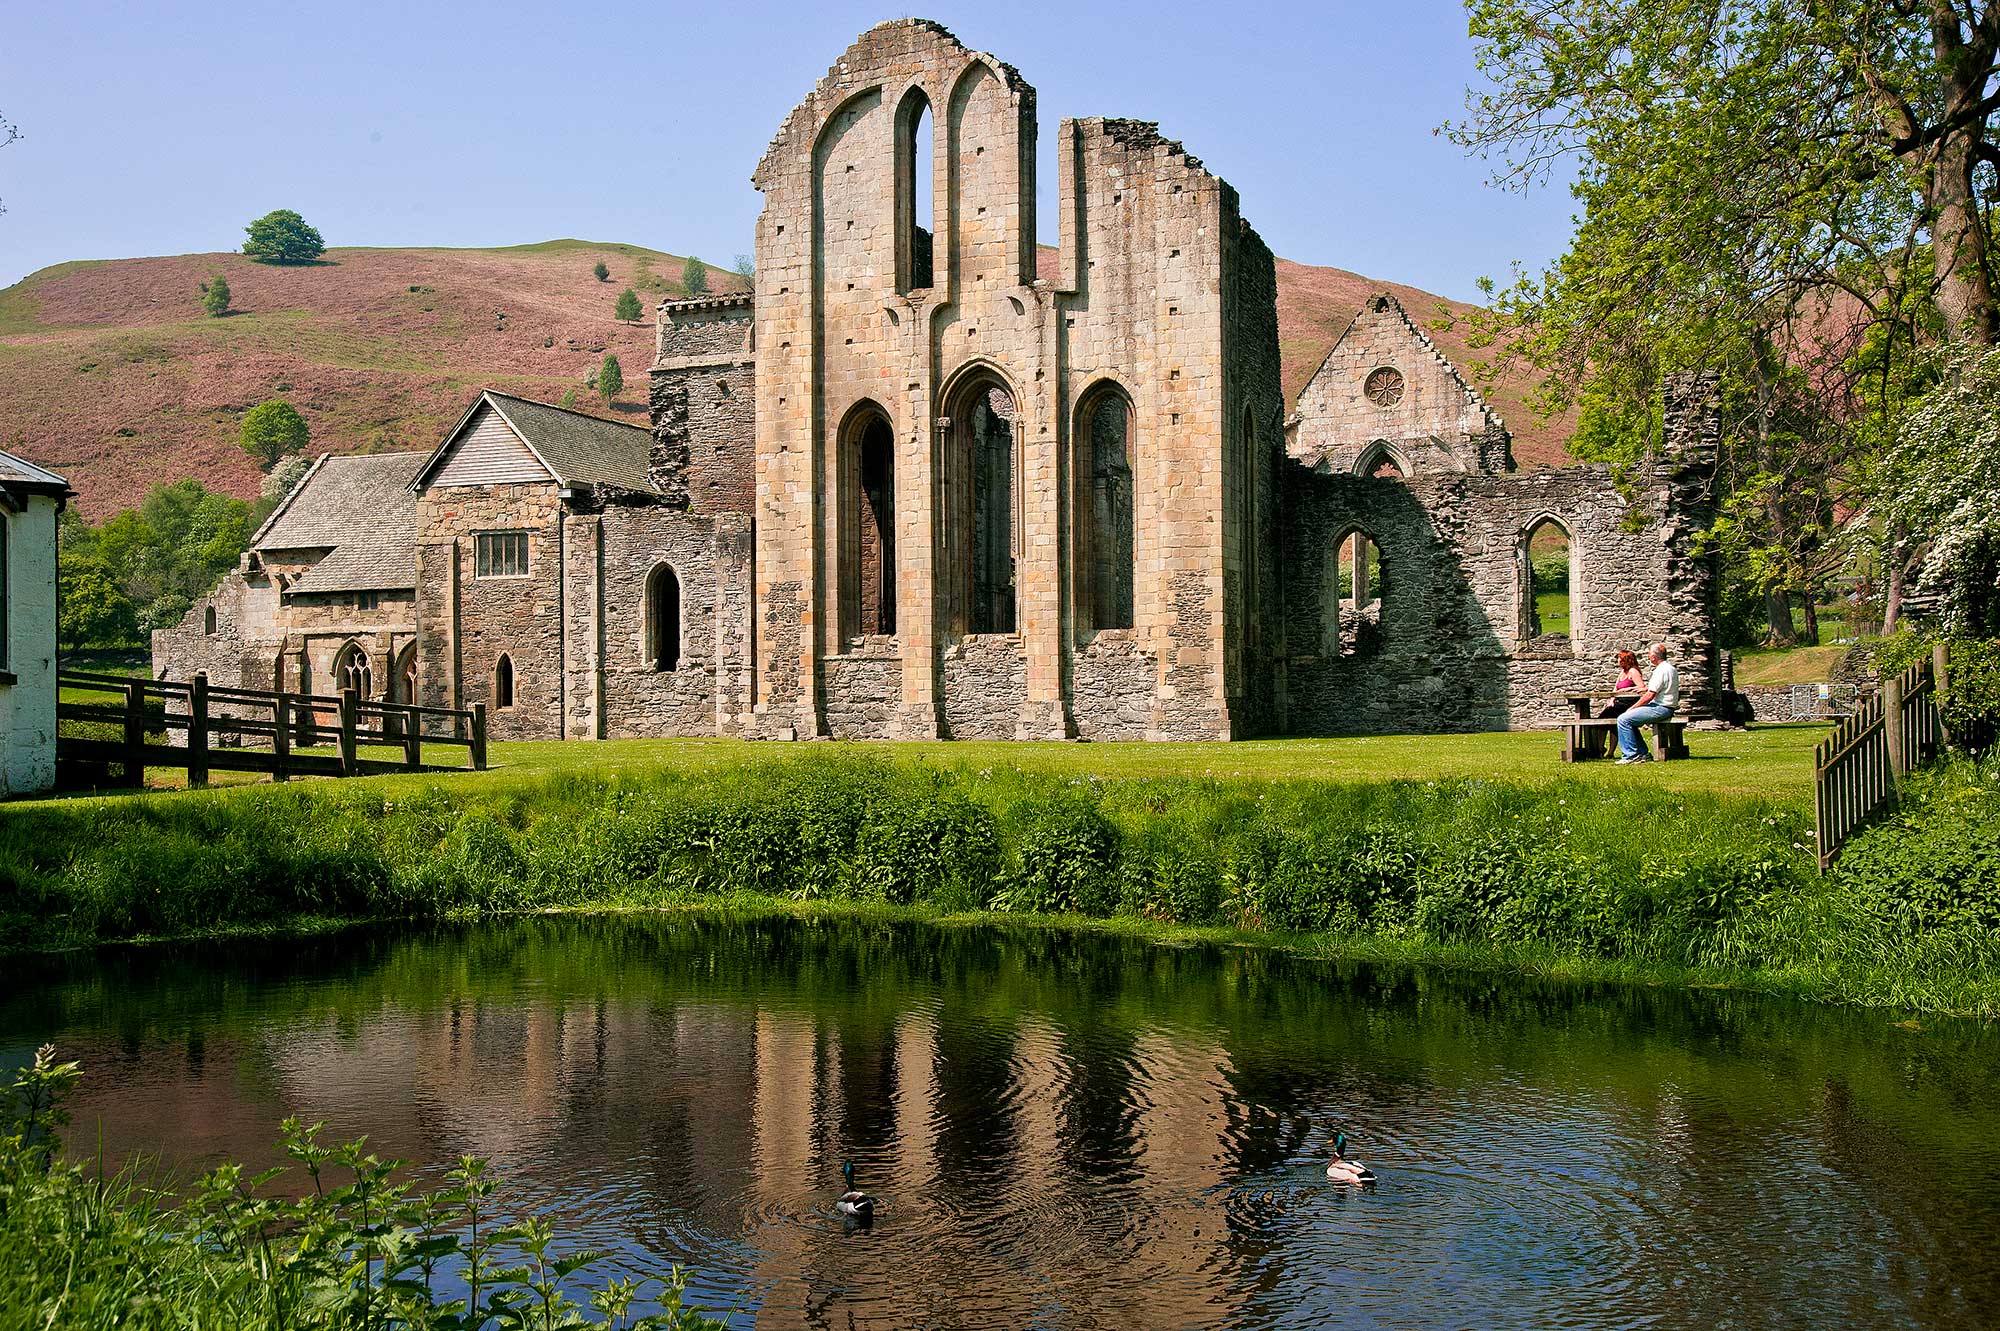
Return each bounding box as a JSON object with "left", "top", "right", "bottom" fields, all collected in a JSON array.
[{"left": 838, "top": 405, "right": 897, "bottom": 642}]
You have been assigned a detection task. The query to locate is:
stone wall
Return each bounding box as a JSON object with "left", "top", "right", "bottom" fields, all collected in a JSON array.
[
  {"left": 651, "top": 295, "right": 757, "bottom": 517},
  {"left": 940, "top": 633, "right": 1028, "bottom": 738},
  {"left": 1279, "top": 450, "right": 1717, "bottom": 735},
  {"left": 1071, "top": 630, "right": 1153, "bottom": 740},
  {"left": 560, "top": 499, "right": 754, "bottom": 739},
  {"left": 415, "top": 482, "right": 564, "bottom": 741}
]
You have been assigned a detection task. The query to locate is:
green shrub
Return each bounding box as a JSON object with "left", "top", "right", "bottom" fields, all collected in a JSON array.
[
  {"left": 852, "top": 784, "right": 1000, "bottom": 909},
  {"left": 1834, "top": 761, "right": 2000, "bottom": 934},
  {"left": 998, "top": 793, "right": 1120, "bottom": 915}
]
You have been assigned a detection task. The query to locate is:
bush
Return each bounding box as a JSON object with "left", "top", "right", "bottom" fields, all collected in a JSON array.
[
  {"left": 597, "top": 354, "right": 624, "bottom": 403},
  {"left": 998, "top": 794, "right": 1120, "bottom": 916},
  {"left": 1874, "top": 632, "right": 2000, "bottom": 751},
  {"left": 200, "top": 273, "right": 230, "bottom": 317},
  {"left": 593, "top": 259, "right": 610, "bottom": 282},
  {"left": 852, "top": 784, "right": 1000, "bottom": 909},
  {"left": 1834, "top": 760, "right": 2000, "bottom": 934}
]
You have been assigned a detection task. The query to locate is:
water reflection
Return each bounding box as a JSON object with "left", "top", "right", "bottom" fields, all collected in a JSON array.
[{"left": 5, "top": 915, "right": 1999, "bottom": 1329}]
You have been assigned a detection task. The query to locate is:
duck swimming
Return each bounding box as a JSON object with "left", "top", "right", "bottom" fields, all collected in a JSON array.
[
  {"left": 1326, "top": 1132, "right": 1376, "bottom": 1185},
  {"left": 836, "top": 1161, "right": 877, "bottom": 1220}
]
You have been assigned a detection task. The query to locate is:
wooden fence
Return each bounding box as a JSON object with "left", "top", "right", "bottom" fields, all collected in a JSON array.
[
  {"left": 1812, "top": 643, "right": 1948, "bottom": 869},
  {"left": 56, "top": 669, "right": 485, "bottom": 790}
]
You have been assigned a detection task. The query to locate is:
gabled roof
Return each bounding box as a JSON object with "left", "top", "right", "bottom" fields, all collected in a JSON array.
[
  {"left": 410, "top": 390, "right": 658, "bottom": 495},
  {"left": 253, "top": 451, "right": 425, "bottom": 594},
  {"left": 1305, "top": 291, "right": 1508, "bottom": 437},
  {"left": 0, "top": 448, "right": 73, "bottom": 499}
]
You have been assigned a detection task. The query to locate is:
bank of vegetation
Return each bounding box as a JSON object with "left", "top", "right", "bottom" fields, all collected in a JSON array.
[
  {"left": 0, "top": 1047, "right": 721, "bottom": 1329},
  {"left": 3, "top": 750, "right": 1995, "bottom": 1016}
]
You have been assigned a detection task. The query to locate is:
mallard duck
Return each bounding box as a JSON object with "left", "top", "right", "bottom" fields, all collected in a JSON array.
[
  {"left": 1326, "top": 1132, "right": 1375, "bottom": 1185},
  {"left": 836, "top": 1161, "right": 877, "bottom": 1219}
]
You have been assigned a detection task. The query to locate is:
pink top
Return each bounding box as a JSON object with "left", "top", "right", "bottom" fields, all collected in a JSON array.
[{"left": 1615, "top": 667, "right": 1644, "bottom": 692}]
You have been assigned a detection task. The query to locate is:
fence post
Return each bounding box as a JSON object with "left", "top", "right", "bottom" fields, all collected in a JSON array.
[
  {"left": 1933, "top": 641, "right": 1952, "bottom": 751},
  {"left": 273, "top": 694, "right": 291, "bottom": 782},
  {"left": 470, "top": 702, "right": 488, "bottom": 772},
  {"left": 1883, "top": 674, "right": 1906, "bottom": 776},
  {"left": 338, "top": 688, "right": 359, "bottom": 776},
  {"left": 122, "top": 679, "right": 146, "bottom": 789},
  {"left": 404, "top": 704, "right": 421, "bottom": 770},
  {"left": 188, "top": 671, "right": 210, "bottom": 790}
]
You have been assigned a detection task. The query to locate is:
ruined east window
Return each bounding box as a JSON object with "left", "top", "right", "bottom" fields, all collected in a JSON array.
[
  {"left": 474, "top": 531, "right": 528, "bottom": 578},
  {"left": 646, "top": 563, "right": 683, "bottom": 670},
  {"left": 1326, "top": 530, "right": 1384, "bottom": 658},
  {"left": 334, "top": 641, "right": 373, "bottom": 700},
  {"left": 494, "top": 653, "right": 515, "bottom": 709},
  {"left": 1082, "top": 387, "right": 1134, "bottom": 631},
  {"left": 1358, "top": 440, "right": 1407, "bottom": 479},
  {"left": 1523, "top": 518, "right": 1577, "bottom": 642},
  {"left": 954, "top": 382, "right": 1017, "bottom": 634},
  {"left": 896, "top": 88, "right": 934, "bottom": 291}
]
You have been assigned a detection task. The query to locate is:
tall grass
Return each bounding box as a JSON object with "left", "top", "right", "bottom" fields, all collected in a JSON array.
[{"left": 2, "top": 755, "right": 1993, "bottom": 1014}]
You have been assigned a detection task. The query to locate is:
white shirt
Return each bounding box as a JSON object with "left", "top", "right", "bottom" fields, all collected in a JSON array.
[{"left": 1648, "top": 660, "right": 1681, "bottom": 711}]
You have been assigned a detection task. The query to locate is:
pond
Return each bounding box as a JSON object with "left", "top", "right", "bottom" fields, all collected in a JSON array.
[{"left": 5, "top": 914, "right": 1998, "bottom": 1329}]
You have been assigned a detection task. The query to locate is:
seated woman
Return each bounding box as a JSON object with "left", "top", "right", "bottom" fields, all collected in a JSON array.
[{"left": 1599, "top": 650, "right": 1644, "bottom": 717}]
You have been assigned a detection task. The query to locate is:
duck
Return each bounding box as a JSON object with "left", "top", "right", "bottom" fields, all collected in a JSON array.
[
  {"left": 835, "top": 1160, "right": 877, "bottom": 1220},
  {"left": 1326, "top": 1132, "right": 1376, "bottom": 1185}
]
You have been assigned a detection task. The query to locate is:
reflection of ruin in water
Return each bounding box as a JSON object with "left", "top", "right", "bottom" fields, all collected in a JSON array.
[{"left": 6, "top": 915, "right": 1998, "bottom": 1330}]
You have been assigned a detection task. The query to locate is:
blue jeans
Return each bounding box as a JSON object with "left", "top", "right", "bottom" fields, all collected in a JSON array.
[{"left": 1617, "top": 703, "right": 1673, "bottom": 759}]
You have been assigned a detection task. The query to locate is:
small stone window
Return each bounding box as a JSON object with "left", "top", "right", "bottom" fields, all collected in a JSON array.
[
  {"left": 1326, "top": 530, "right": 1385, "bottom": 658},
  {"left": 646, "top": 563, "right": 682, "bottom": 671},
  {"left": 204, "top": 605, "right": 217, "bottom": 635},
  {"left": 474, "top": 531, "right": 529, "bottom": 579},
  {"left": 356, "top": 591, "right": 380, "bottom": 612},
  {"left": 493, "top": 653, "right": 515, "bottom": 709}
]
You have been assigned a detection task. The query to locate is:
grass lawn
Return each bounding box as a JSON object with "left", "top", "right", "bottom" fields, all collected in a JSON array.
[
  {"left": 1733, "top": 642, "right": 1855, "bottom": 686},
  {"left": 37, "top": 723, "right": 1827, "bottom": 805}
]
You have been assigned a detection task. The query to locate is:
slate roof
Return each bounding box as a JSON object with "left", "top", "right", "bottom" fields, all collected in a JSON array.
[
  {"left": 412, "top": 391, "right": 659, "bottom": 494},
  {"left": 253, "top": 451, "right": 425, "bottom": 594},
  {"left": 0, "top": 448, "right": 73, "bottom": 498}
]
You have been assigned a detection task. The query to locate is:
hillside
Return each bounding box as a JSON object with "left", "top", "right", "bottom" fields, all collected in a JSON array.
[{"left": 0, "top": 241, "right": 1566, "bottom": 520}]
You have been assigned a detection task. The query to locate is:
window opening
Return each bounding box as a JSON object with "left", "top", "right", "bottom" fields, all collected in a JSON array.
[
  {"left": 494, "top": 653, "right": 515, "bottom": 709},
  {"left": 334, "top": 642, "right": 373, "bottom": 700},
  {"left": 1327, "top": 531, "right": 1384, "bottom": 658},
  {"left": 963, "top": 383, "right": 1016, "bottom": 633},
  {"left": 646, "top": 564, "right": 683, "bottom": 670},
  {"left": 898, "top": 89, "right": 934, "bottom": 290},
  {"left": 1524, "top": 519, "right": 1576, "bottom": 641},
  {"left": 1084, "top": 389, "right": 1134, "bottom": 630},
  {"left": 475, "top": 531, "right": 529, "bottom": 578}
]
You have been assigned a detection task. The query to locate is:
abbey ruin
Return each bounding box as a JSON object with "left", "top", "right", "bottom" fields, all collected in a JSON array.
[{"left": 157, "top": 19, "right": 1721, "bottom": 742}]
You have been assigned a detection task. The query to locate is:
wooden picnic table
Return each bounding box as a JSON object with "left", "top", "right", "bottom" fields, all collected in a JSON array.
[{"left": 1555, "top": 694, "right": 1688, "bottom": 762}]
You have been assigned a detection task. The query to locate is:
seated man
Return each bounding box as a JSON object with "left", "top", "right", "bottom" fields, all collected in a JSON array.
[{"left": 1616, "top": 642, "right": 1680, "bottom": 764}]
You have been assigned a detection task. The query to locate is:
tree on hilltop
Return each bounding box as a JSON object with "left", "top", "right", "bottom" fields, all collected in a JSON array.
[
  {"left": 242, "top": 209, "right": 326, "bottom": 265},
  {"left": 593, "top": 260, "right": 610, "bottom": 282},
  {"left": 614, "top": 288, "right": 642, "bottom": 321},
  {"left": 239, "top": 399, "right": 310, "bottom": 471},
  {"left": 597, "top": 354, "right": 624, "bottom": 404},
  {"left": 680, "top": 256, "right": 709, "bottom": 297},
  {"left": 201, "top": 273, "right": 231, "bottom": 317}
]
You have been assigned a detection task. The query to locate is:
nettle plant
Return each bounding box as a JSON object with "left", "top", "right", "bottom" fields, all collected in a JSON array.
[{"left": 1, "top": 1047, "right": 722, "bottom": 1330}]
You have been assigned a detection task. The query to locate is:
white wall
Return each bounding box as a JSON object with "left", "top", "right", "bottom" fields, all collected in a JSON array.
[{"left": 2, "top": 495, "right": 60, "bottom": 796}]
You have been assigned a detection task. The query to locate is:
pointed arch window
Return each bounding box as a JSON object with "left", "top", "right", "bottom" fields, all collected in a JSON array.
[
  {"left": 1521, "top": 517, "right": 1579, "bottom": 644},
  {"left": 1078, "top": 384, "right": 1134, "bottom": 631},
  {"left": 333, "top": 641, "right": 373, "bottom": 700},
  {"left": 646, "top": 563, "right": 683, "bottom": 670},
  {"left": 204, "top": 605, "right": 218, "bottom": 635},
  {"left": 896, "top": 88, "right": 935, "bottom": 291},
  {"left": 493, "top": 653, "right": 515, "bottom": 709},
  {"left": 947, "top": 376, "right": 1018, "bottom": 635},
  {"left": 837, "top": 408, "right": 897, "bottom": 642},
  {"left": 1357, "top": 440, "right": 1408, "bottom": 479}
]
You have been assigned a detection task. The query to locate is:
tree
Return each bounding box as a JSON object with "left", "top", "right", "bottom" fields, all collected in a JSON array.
[
  {"left": 201, "top": 273, "right": 231, "bottom": 317},
  {"left": 597, "top": 354, "right": 624, "bottom": 404},
  {"left": 261, "top": 454, "right": 312, "bottom": 503},
  {"left": 239, "top": 399, "right": 310, "bottom": 471},
  {"left": 559, "top": 387, "right": 579, "bottom": 410},
  {"left": 593, "top": 260, "right": 610, "bottom": 282},
  {"left": 1, "top": 111, "right": 20, "bottom": 216},
  {"left": 242, "top": 209, "right": 326, "bottom": 265},
  {"left": 58, "top": 554, "right": 137, "bottom": 650},
  {"left": 680, "top": 256, "right": 709, "bottom": 297},
  {"left": 1877, "top": 345, "right": 2000, "bottom": 634},
  {"left": 733, "top": 253, "right": 755, "bottom": 281},
  {"left": 614, "top": 287, "right": 642, "bottom": 321}
]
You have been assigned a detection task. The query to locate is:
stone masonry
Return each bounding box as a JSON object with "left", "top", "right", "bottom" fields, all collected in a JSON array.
[{"left": 156, "top": 19, "right": 1720, "bottom": 745}]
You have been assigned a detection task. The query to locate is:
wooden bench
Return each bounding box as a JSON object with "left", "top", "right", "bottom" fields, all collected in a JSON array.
[{"left": 1556, "top": 716, "right": 1688, "bottom": 762}]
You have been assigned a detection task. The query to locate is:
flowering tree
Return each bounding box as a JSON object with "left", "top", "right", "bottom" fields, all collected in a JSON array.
[{"left": 1879, "top": 348, "right": 2000, "bottom": 634}]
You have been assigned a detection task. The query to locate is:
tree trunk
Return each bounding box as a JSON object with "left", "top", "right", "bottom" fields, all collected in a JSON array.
[
  {"left": 1766, "top": 588, "right": 1798, "bottom": 646},
  {"left": 1800, "top": 592, "right": 1821, "bottom": 646},
  {"left": 1925, "top": 4, "right": 2000, "bottom": 345},
  {"left": 1882, "top": 532, "right": 1907, "bottom": 636}
]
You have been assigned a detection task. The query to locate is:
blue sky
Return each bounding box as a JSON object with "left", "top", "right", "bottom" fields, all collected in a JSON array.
[{"left": 0, "top": 1, "right": 1575, "bottom": 301}]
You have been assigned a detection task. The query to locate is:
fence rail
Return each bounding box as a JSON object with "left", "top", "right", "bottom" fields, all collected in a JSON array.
[
  {"left": 56, "top": 669, "right": 486, "bottom": 791},
  {"left": 1813, "top": 643, "right": 1947, "bottom": 869}
]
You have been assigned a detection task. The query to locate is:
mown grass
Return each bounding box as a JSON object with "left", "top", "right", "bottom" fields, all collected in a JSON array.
[{"left": 4, "top": 741, "right": 1993, "bottom": 1015}]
